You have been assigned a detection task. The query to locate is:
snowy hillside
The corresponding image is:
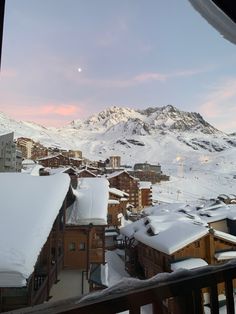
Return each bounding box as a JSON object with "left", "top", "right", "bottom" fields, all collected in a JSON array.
[
  {"left": 152, "top": 148, "right": 236, "bottom": 203},
  {"left": 0, "top": 105, "right": 236, "bottom": 201},
  {"left": 0, "top": 105, "right": 235, "bottom": 166}
]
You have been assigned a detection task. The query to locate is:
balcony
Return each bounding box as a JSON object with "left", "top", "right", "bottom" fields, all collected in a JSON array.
[{"left": 8, "top": 260, "right": 236, "bottom": 314}]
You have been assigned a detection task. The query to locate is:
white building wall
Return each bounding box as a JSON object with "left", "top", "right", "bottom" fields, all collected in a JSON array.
[{"left": 0, "top": 132, "right": 19, "bottom": 172}]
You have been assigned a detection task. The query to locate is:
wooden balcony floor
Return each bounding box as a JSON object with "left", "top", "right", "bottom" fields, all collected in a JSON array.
[{"left": 49, "top": 269, "right": 89, "bottom": 302}]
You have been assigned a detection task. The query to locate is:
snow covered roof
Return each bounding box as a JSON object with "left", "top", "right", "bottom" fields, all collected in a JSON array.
[
  {"left": 77, "top": 169, "right": 96, "bottom": 177},
  {"left": 108, "top": 199, "right": 120, "bottom": 205},
  {"left": 109, "top": 187, "right": 129, "bottom": 198},
  {"left": 30, "top": 164, "right": 45, "bottom": 176},
  {"left": 138, "top": 181, "right": 152, "bottom": 189},
  {"left": 105, "top": 170, "right": 138, "bottom": 181},
  {"left": 120, "top": 218, "right": 146, "bottom": 238},
  {"left": 70, "top": 157, "right": 82, "bottom": 161},
  {"left": 213, "top": 230, "right": 236, "bottom": 244},
  {"left": 171, "top": 258, "right": 208, "bottom": 271},
  {"left": 22, "top": 159, "right": 36, "bottom": 165},
  {"left": 66, "top": 178, "right": 109, "bottom": 225},
  {"left": 226, "top": 205, "right": 236, "bottom": 220},
  {"left": 37, "top": 154, "right": 60, "bottom": 160},
  {"left": 143, "top": 200, "right": 236, "bottom": 225},
  {"left": 134, "top": 221, "right": 209, "bottom": 255},
  {"left": 0, "top": 173, "right": 70, "bottom": 287},
  {"left": 215, "top": 251, "right": 236, "bottom": 261},
  {"left": 49, "top": 167, "right": 74, "bottom": 175},
  {"left": 121, "top": 199, "right": 236, "bottom": 255}
]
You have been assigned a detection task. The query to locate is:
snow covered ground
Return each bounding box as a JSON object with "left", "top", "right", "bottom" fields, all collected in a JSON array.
[{"left": 152, "top": 148, "right": 236, "bottom": 203}]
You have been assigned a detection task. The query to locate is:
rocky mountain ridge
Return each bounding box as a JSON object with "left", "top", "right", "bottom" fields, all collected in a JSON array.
[{"left": 0, "top": 105, "right": 235, "bottom": 164}]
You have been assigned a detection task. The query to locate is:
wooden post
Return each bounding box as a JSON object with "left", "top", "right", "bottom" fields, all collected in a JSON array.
[
  {"left": 86, "top": 227, "right": 91, "bottom": 279},
  {"left": 205, "top": 232, "right": 215, "bottom": 264},
  {"left": 46, "top": 234, "right": 52, "bottom": 300},
  {"left": 62, "top": 199, "right": 66, "bottom": 264},
  {"left": 28, "top": 273, "right": 35, "bottom": 306},
  {"left": 225, "top": 277, "right": 235, "bottom": 313},
  {"left": 102, "top": 226, "right": 105, "bottom": 265},
  {"left": 55, "top": 215, "right": 60, "bottom": 282}
]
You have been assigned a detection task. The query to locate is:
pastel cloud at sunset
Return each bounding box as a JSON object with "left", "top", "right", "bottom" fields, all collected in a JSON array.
[
  {"left": 133, "top": 72, "right": 166, "bottom": 82},
  {"left": 1, "top": 103, "right": 87, "bottom": 127},
  {"left": 41, "top": 104, "right": 79, "bottom": 116},
  {"left": 199, "top": 78, "right": 236, "bottom": 132},
  {"left": 1, "top": 68, "right": 18, "bottom": 78}
]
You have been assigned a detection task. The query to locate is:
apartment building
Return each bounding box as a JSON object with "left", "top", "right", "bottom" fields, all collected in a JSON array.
[{"left": 0, "top": 132, "right": 21, "bottom": 172}]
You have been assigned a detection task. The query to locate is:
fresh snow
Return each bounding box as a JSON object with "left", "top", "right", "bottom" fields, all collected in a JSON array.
[
  {"left": 66, "top": 178, "right": 109, "bottom": 225},
  {"left": 215, "top": 251, "right": 236, "bottom": 260},
  {"left": 1, "top": 107, "right": 236, "bottom": 204},
  {"left": 102, "top": 250, "right": 130, "bottom": 287},
  {"left": 0, "top": 173, "right": 70, "bottom": 287},
  {"left": 138, "top": 181, "right": 152, "bottom": 189},
  {"left": 134, "top": 221, "right": 209, "bottom": 255},
  {"left": 171, "top": 258, "right": 208, "bottom": 271}
]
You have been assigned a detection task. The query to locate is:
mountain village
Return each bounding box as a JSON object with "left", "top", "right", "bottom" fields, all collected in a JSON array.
[{"left": 0, "top": 106, "right": 236, "bottom": 313}]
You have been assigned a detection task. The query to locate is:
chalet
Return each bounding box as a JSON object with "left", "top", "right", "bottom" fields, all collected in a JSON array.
[
  {"left": 121, "top": 200, "right": 236, "bottom": 302},
  {"left": 105, "top": 170, "right": 140, "bottom": 209},
  {"left": 64, "top": 177, "right": 109, "bottom": 291},
  {"left": 107, "top": 187, "right": 129, "bottom": 228},
  {"left": 62, "top": 149, "right": 82, "bottom": 159},
  {"left": 138, "top": 181, "right": 152, "bottom": 208},
  {"left": 69, "top": 157, "right": 83, "bottom": 168},
  {"left": 80, "top": 165, "right": 100, "bottom": 176},
  {"left": 0, "top": 173, "right": 71, "bottom": 312},
  {"left": 77, "top": 168, "right": 97, "bottom": 178},
  {"left": 37, "top": 154, "right": 82, "bottom": 168}
]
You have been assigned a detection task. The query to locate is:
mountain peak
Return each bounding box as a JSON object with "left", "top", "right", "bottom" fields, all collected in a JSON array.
[{"left": 0, "top": 106, "right": 234, "bottom": 161}]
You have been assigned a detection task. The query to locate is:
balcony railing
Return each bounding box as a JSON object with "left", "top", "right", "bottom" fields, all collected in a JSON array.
[{"left": 9, "top": 260, "right": 236, "bottom": 314}]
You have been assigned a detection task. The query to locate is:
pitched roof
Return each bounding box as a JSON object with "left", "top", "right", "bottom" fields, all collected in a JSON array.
[
  {"left": 66, "top": 178, "right": 109, "bottom": 225},
  {"left": 109, "top": 187, "right": 129, "bottom": 197},
  {"left": 105, "top": 170, "right": 138, "bottom": 181},
  {"left": 0, "top": 173, "right": 70, "bottom": 287},
  {"left": 134, "top": 221, "right": 209, "bottom": 255}
]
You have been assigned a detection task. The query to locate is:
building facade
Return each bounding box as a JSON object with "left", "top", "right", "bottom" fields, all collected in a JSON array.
[
  {"left": 0, "top": 132, "right": 21, "bottom": 172},
  {"left": 106, "top": 171, "right": 140, "bottom": 209}
]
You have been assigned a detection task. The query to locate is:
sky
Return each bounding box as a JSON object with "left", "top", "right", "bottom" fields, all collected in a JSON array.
[{"left": 0, "top": 0, "right": 236, "bottom": 132}]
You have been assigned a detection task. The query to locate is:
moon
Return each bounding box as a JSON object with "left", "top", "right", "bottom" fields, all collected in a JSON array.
[{"left": 78, "top": 68, "right": 82, "bottom": 72}]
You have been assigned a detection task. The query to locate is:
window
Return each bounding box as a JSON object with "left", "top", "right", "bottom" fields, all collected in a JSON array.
[
  {"left": 194, "top": 241, "right": 200, "bottom": 248},
  {"left": 79, "top": 242, "right": 86, "bottom": 251},
  {"left": 107, "top": 214, "right": 112, "bottom": 224},
  {"left": 68, "top": 242, "right": 76, "bottom": 251}
]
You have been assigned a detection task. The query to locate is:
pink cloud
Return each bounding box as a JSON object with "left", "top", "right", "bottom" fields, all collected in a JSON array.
[
  {"left": 41, "top": 104, "right": 78, "bottom": 116},
  {"left": 0, "top": 103, "right": 88, "bottom": 127},
  {"left": 134, "top": 72, "right": 166, "bottom": 82},
  {"left": 199, "top": 78, "right": 236, "bottom": 132},
  {"left": 0, "top": 68, "right": 18, "bottom": 78}
]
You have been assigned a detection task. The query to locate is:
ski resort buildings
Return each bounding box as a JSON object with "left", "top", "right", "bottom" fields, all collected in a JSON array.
[
  {"left": 121, "top": 201, "right": 236, "bottom": 296},
  {"left": 64, "top": 178, "right": 109, "bottom": 273},
  {"left": 0, "top": 132, "right": 22, "bottom": 172}
]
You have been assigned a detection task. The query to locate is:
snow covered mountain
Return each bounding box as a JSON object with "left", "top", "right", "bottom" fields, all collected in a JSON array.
[{"left": 0, "top": 105, "right": 236, "bottom": 165}]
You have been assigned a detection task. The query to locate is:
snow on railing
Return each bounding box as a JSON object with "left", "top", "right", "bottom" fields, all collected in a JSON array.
[{"left": 9, "top": 260, "right": 236, "bottom": 314}]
